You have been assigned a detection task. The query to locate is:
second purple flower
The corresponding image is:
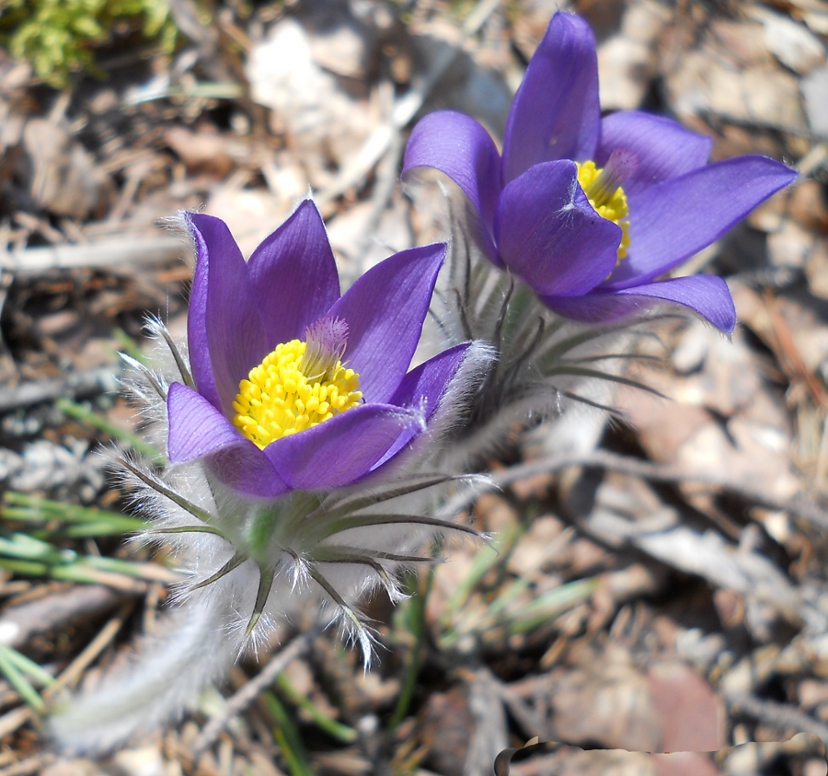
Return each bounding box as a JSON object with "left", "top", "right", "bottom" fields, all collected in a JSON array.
[{"left": 402, "top": 12, "right": 797, "bottom": 333}]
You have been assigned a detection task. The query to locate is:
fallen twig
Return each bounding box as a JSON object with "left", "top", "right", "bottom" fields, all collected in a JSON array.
[
  {"left": 727, "top": 692, "right": 828, "bottom": 746},
  {"left": 442, "top": 449, "right": 828, "bottom": 530},
  {"left": 44, "top": 600, "right": 137, "bottom": 699},
  {"left": 315, "top": 0, "right": 502, "bottom": 206},
  {"left": 0, "top": 601, "right": 136, "bottom": 740},
  {"left": 0, "top": 754, "right": 56, "bottom": 776},
  {"left": 191, "top": 626, "right": 320, "bottom": 761},
  {"left": 0, "top": 585, "right": 131, "bottom": 650},
  {"left": 0, "top": 235, "right": 185, "bottom": 275},
  {"left": 0, "top": 367, "right": 120, "bottom": 413}
]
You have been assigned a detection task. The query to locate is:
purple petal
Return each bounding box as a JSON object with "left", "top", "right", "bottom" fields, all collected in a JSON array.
[
  {"left": 606, "top": 155, "right": 798, "bottom": 288},
  {"left": 389, "top": 343, "right": 471, "bottom": 420},
  {"left": 188, "top": 214, "right": 269, "bottom": 416},
  {"left": 369, "top": 343, "right": 472, "bottom": 472},
  {"left": 166, "top": 382, "right": 288, "bottom": 498},
  {"left": 208, "top": 446, "right": 290, "bottom": 498},
  {"left": 167, "top": 382, "right": 241, "bottom": 462},
  {"left": 502, "top": 12, "right": 600, "bottom": 183},
  {"left": 543, "top": 275, "right": 737, "bottom": 333},
  {"left": 265, "top": 404, "right": 424, "bottom": 490},
  {"left": 185, "top": 213, "right": 225, "bottom": 411},
  {"left": 247, "top": 200, "right": 340, "bottom": 347},
  {"left": 596, "top": 111, "right": 713, "bottom": 196},
  {"left": 495, "top": 161, "right": 621, "bottom": 296},
  {"left": 327, "top": 244, "right": 445, "bottom": 403},
  {"left": 403, "top": 110, "right": 502, "bottom": 263}
]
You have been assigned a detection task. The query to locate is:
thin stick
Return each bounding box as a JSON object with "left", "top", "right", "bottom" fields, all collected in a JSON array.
[
  {"left": 0, "top": 707, "right": 33, "bottom": 742},
  {"left": 0, "top": 367, "right": 119, "bottom": 413},
  {"left": 191, "top": 627, "right": 320, "bottom": 760},
  {"left": 727, "top": 692, "right": 828, "bottom": 745},
  {"left": 315, "top": 0, "right": 502, "bottom": 206},
  {"left": 0, "top": 603, "right": 135, "bottom": 740},
  {"left": 44, "top": 601, "right": 135, "bottom": 699},
  {"left": 0, "top": 754, "right": 55, "bottom": 776},
  {"left": 440, "top": 449, "right": 828, "bottom": 529},
  {"left": 0, "top": 235, "right": 185, "bottom": 274}
]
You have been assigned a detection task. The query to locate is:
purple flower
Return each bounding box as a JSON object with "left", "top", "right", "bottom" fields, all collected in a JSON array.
[
  {"left": 402, "top": 12, "right": 798, "bottom": 333},
  {"left": 168, "top": 201, "right": 471, "bottom": 498}
]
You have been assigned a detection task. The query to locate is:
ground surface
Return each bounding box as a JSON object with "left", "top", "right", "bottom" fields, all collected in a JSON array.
[{"left": 1, "top": 0, "right": 828, "bottom": 774}]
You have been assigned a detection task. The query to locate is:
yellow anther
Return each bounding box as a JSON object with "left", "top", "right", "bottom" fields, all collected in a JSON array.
[
  {"left": 576, "top": 160, "right": 631, "bottom": 261},
  {"left": 232, "top": 339, "right": 362, "bottom": 450}
]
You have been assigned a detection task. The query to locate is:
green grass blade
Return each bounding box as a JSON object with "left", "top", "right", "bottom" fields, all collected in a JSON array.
[
  {"left": 59, "top": 522, "right": 144, "bottom": 538},
  {"left": 0, "top": 529, "right": 172, "bottom": 585},
  {"left": 508, "top": 577, "right": 600, "bottom": 635},
  {"left": 0, "top": 645, "right": 55, "bottom": 687},
  {"left": 0, "top": 646, "right": 46, "bottom": 713},
  {"left": 274, "top": 674, "right": 357, "bottom": 743},
  {"left": 443, "top": 521, "right": 520, "bottom": 619},
  {"left": 56, "top": 397, "right": 165, "bottom": 464},
  {"left": 113, "top": 328, "right": 149, "bottom": 366},
  {"left": 263, "top": 690, "right": 316, "bottom": 776},
  {"left": 0, "top": 557, "right": 112, "bottom": 585},
  {"left": 389, "top": 570, "right": 432, "bottom": 729},
  {"left": 1, "top": 508, "right": 144, "bottom": 537},
  {"left": 486, "top": 576, "right": 531, "bottom": 619},
  {"left": 1, "top": 492, "right": 146, "bottom": 535}
]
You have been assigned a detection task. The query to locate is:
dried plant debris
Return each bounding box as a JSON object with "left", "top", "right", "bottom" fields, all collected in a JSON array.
[{"left": 495, "top": 733, "right": 827, "bottom": 776}]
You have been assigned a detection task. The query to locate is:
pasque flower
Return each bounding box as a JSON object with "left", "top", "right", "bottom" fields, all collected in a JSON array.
[
  {"left": 169, "top": 200, "right": 474, "bottom": 497},
  {"left": 49, "top": 202, "right": 493, "bottom": 754},
  {"left": 402, "top": 12, "right": 797, "bottom": 333}
]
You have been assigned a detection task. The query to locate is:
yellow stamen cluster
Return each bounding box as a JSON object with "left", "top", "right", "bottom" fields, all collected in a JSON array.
[
  {"left": 576, "top": 160, "right": 631, "bottom": 260},
  {"left": 232, "top": 340, "right": 362, "bottom": 450}
]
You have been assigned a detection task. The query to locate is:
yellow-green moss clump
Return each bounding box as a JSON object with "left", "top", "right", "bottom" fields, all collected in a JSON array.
[{"left": 0, "top": 0, "right": 177, "bottom": 87}]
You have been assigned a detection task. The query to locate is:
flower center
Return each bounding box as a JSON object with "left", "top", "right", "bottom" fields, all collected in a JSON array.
[
  {"left": 576, "top": 159, "right": 631, "bottom": 261},
  {"left": 232, "top": 317, "right": 363, "bottom": 450}
]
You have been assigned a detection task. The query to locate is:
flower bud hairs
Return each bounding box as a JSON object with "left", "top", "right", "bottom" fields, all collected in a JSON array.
[{"left": 48, "top": 200, "right": 493, "bottom": 753}]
